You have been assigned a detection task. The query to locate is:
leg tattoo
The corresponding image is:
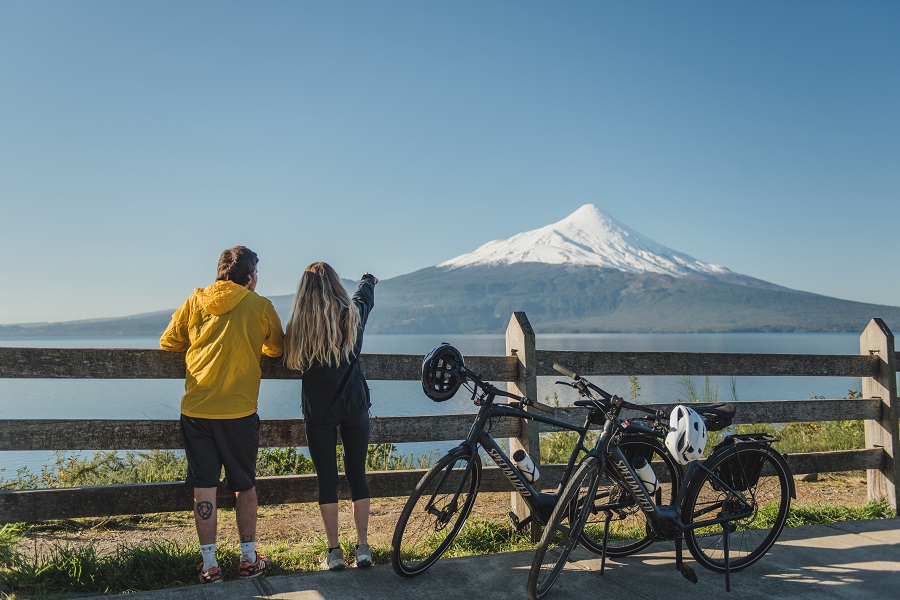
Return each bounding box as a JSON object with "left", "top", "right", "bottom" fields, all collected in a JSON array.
[{"left": 196, "top": 500, "right": 214, "bottom": 520}]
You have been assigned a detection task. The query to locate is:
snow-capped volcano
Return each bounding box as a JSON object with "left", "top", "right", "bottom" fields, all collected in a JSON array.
[{"left": 438, "top": 204, "right": 732, "bottom": 278}]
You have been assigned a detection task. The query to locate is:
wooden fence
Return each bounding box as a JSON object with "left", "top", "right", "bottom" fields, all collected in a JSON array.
[{"left": 0, "top": 313, "right": 898, "bottom": 525}]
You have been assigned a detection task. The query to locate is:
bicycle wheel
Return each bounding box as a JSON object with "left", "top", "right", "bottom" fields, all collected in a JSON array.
[
  {"left": 390, "top": 447, "right": 482, "bottom": 577},
  {"left": 580, "top": 435, "right": 681, "bottom": 557},
  {"left": 683, "top": 444, "right": 792, "bottom": 572},
  {"left": 527, "top": 455, "right": 600, "bottom": 600}
]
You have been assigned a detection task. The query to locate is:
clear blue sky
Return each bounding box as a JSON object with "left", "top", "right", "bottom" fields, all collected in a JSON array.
[{"left": 1, "top": 1, "right": 898, "bottom": 324}]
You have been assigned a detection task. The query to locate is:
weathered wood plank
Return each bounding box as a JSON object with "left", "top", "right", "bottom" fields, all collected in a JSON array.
[
  {"left": 507, "top": 311, "right": 540, "bottom": 539},
  {"left": 0, "top": 420, "right": 187, "bottom": 451},
  {"left": 0, "top": 399, "right": 877, "bottom": 450},
  {"left": 0, "top": 469, "right": 532, "bottom": 523},
  {"left": 541, "top": 398, "right": 882, "bottom": 430},
  {"left": 784, "top": 448, "right": 883, "bottom": 475},
  {"left": 860, "top": 319, "right": 900, "bottom": 509},
  {"left": 0, "top": 415, "right": 520, "bottom": 450},
  {"left": 0, "top": 348, "right": 188, "bottom": 379},
  {"left": 536, "top": 350, "right": 878, "bottom": 378},
  {"left": 0, "top": 481, "right": 197, "bottom": 522},
  {"left": 0, "top": 348, "right": 519, "bottom": 381},
  {"left": 361, "top": 354, "right": 518, "bottom": 382},
  {"left": 0, "top": 449, "right": 879, "bottom": 523},
  {"left": 2, "top": 347, "right": 877, "bottom": 380}
]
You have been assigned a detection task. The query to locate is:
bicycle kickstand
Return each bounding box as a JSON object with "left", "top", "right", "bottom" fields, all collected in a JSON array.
[
  {"left": 675, "top": 532, "right": 698, "bottom": 584},
  {"left": 723, "top": 523, "right": 732, "bottom": 592},
  {"left": 600, "top": 513, "right": 612, "bottom": 575}
]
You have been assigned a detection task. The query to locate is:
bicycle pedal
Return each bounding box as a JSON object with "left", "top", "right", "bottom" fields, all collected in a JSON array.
[
  {"left": 508, "top": 512, "right": 533, "bottom": 532},
  {"left": 678, "top": 564, "right": 698, "bottom": 584}
]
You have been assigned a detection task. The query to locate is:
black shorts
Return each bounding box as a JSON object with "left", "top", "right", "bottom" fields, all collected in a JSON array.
[{"left": 180, "top": 413, "right": 260, "bottom": 492}]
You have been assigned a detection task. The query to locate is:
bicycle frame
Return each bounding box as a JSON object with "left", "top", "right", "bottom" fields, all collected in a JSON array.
[
  {"left": 457, "top": 389, "right": 602, "bottom": 526},
  {"left": 597, "top": 419, "right": 768, "bottom": 539}
]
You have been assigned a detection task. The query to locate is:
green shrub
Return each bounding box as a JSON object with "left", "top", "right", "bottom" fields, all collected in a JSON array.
[{"left": 1, "top": 443, "right": 436, "bottom": 490}]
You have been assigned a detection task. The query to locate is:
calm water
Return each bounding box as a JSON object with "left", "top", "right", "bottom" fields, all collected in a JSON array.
[{"left": 0, "top": 332, "right": 865, "bottom": 477}]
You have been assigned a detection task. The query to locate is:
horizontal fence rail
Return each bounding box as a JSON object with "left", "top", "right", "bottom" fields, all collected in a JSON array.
[
  {"left": 1, "top": 313, "right": 898, "bottom": 524},
  {"left": 1, "top": 347, "right": 888, "bottom": 380},
  {"left": 0, "top": 399, "right": 882, "bottom": 451},
  {"left": 0, "top": 348, "right": 519, "bottom": 381},
  {"left": 0, "top": 449, "right": 886, "bottom": 524},
  {"left": 535, "top": 350, "right": 882, "bottom": 378},
  {"left": 0, "top": 416, "right": 522, "bottom": 451}
]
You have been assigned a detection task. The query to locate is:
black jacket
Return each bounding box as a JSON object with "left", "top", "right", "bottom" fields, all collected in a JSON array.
[{"left": 300, "top": 274, "right": 375, "bottom": 427}]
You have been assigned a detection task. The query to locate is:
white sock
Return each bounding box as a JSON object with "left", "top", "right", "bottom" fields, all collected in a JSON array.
[
  {"left": 200, "top": 543, "right": 218, "bottom": 569},
  {"left": 240, "top": 541, "right": 257, "bottom": 563}
]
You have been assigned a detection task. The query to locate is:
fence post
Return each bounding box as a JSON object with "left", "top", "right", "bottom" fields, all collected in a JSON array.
[
  {"left": 506, "top": 311, "right": 540, "bottom": 540},
  {"left": 860, "top": 318, "right": 899, "bottom": 511}
]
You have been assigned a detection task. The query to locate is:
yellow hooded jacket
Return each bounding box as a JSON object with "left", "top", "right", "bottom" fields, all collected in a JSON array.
[{"left": 160, "top": 280, "right": 284, "bottom": 419}]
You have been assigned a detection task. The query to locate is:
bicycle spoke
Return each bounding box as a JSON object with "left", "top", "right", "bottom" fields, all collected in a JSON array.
[
  {"left": 528, "top": 457, "right": 599, "bottom": 600},
  {"left": 391, "top": 451, "right": 480, "bottom": 577},
  {"left": 684, "top": 445, "right": 792, "bottom": 573},
  {"left": 580, "top": 437, "right": 681, "bottom": 558}
]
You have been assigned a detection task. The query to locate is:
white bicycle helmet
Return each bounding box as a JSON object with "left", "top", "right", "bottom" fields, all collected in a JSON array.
[{"left": 665, "top": 405, "right": 708, "bottom": 465}]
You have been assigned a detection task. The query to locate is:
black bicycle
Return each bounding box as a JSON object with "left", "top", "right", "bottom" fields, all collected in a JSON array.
[
  {"left": 528, "top": 364, "right": 794, "bottom": 599},
  {"left": 390, "top": 346, "right": 681, "bottom": 577}
]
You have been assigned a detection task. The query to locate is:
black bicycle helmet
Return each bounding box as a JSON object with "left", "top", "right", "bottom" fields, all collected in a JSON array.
[{"left": 421, "top": 343, "right": 465, "bottom": 402}]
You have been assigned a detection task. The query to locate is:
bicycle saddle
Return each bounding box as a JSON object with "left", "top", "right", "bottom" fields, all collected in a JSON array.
[{"left": 693, "top": 403, "right": 735, "bottom": 432}]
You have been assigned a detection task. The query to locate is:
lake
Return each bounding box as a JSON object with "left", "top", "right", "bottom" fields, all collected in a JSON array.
[{"left": 0, "top": 332, "right": 867, "bottom": 478}]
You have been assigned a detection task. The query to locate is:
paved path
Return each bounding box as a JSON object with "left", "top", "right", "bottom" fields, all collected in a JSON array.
[{"left": 86, "top": 518, "right": 900, "bottom": 599}]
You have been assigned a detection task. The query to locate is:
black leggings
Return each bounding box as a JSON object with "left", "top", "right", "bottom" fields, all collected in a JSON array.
[{"left": 306, "top": 409, "right": 371, "bottom": 504}]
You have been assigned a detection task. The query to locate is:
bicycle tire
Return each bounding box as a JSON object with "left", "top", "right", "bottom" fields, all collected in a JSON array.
[
  {"left": 527, "top": 455, "right": 600, "bottom": 600},
  {"left": 579, "top": 435, "right": 681, "bottom": 557},
  {"left": 390, "top": 446, "right": 481, "bottom": 577},
  {"left": 682, "top": 444, "right": 792, "bottom": 572}
]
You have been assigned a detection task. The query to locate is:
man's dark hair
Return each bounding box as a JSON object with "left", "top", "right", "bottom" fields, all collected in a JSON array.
[{"left": 216, "top": 246, "right": 259, "bottom": 285}]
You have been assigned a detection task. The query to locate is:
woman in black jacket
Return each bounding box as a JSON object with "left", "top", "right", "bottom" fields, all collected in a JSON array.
[{"left": 284, "top": 262, "right": 377, "bottom": 571}]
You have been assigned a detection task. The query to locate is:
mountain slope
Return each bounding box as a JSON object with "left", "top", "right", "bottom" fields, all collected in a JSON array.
[
  {"left": 363, "top": 264, "right": 900, "bottom": 334},
  {"left": 3, "top": 204, "right": 900, "bottom": 336}
]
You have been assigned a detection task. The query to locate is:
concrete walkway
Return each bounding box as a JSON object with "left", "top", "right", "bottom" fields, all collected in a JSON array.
[{"left": 85, "top": 518, "right": 900, "bottom": 599}]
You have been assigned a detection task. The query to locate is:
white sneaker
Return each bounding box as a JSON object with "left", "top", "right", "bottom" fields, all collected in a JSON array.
[
  {"left": 322, "top": 547, "right": 345, "bottom": 571},
  {"left": 355, "top": 544, "right": 373, "bottom": 568}
]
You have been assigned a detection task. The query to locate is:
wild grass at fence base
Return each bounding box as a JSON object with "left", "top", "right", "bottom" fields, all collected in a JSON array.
[
  {"left": 0, "top": 534, "right": 197, "bottom": 598},
  {"left": 0, "top": 443, "right": 434, "bottom": 490}
]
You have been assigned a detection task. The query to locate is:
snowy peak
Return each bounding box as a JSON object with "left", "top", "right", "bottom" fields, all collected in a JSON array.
[{"left": 438, "top": 204, "right": 731, "bottom": 278}]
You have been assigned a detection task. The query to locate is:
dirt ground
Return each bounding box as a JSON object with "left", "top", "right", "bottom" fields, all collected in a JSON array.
[{"left": 13, "top": 471, "right": 871, "bottom": 559}]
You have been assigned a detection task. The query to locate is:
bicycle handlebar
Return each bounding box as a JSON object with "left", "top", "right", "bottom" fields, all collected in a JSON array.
[
  {"left": 552, "top": 362, "right": 615, "bottom": 402},
  {"left": 552, "top": 363, "right": 578, "bottom": 379},
  {"left": 552, "top": 362, "right": 659, "bottom": 417},
  {"left": 457, "top": 364, "right": 554, "bottom": 412}
]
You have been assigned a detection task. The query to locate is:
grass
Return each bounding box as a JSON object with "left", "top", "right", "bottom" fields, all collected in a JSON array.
[
  {"left": 2, "top": 538, "right": 197, "bottom": 597},
  {"left": 3, "top": 498, "right": 892, "bottom": 599}
]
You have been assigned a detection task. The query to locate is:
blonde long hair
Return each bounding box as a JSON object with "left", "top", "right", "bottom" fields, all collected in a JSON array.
[{"left": 284, "top": 262, "right": 360, "bottom": 373}]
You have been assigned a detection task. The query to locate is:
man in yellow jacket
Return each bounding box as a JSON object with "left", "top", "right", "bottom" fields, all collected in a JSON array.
[{"left": 161, "top": 246, "right": 284, "bottom": 584}]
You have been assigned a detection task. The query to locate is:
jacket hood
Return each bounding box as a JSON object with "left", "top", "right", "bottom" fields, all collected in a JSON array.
[{"left": 195, "top": 280, "right": 251, "bottom": 315}]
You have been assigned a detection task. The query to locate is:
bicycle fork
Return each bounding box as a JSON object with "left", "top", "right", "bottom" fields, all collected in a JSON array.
[{"left": 425, "top": 459, "right": 475, "bottom": 529}]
